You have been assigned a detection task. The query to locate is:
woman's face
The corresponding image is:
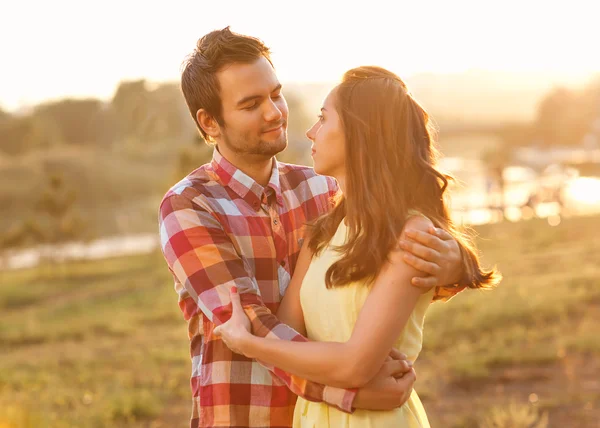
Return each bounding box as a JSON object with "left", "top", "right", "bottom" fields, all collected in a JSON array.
[{"left": 306, "top": 89, "right": 346, "bottom": 179}]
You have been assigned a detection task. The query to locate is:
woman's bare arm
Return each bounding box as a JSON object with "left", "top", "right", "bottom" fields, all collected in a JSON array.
[
  {"left": 275, "top": 240, "right": 312, "bottom": 336},
  {"left": 239, "top": 216, "right": 434, "bottom": 388}
]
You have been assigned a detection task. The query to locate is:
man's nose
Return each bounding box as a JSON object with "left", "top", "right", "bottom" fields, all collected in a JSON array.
[{"left": 264, "top": 99, "right": 283, "bottom": 122}]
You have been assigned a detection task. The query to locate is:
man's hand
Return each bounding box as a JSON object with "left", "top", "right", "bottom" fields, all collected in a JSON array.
[
  {"left": 399, "top": 226, "right": 463, "bottom": 288},
  {"left": 353, "top": 352, "right": 416, "bottom": 410}
]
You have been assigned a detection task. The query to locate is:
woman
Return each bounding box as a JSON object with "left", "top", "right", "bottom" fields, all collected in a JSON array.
[{"left": 215, "top": 66, "right": 501, "bottom": 427}]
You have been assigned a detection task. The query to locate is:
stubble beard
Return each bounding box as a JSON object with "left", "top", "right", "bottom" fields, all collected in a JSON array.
[{"left": 222, "top": 128, "right": 288, "bottom": 159}]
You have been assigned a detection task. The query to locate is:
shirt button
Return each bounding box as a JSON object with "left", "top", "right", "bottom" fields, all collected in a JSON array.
[
  {"left": 280, "top": 260, "right": 286, "bottom": 267},
  {"left": 273, "top": 219, "right": 279, "bottom": 225}
]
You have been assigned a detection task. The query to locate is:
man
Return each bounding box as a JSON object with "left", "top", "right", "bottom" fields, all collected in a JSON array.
[{"left": 159, "top": 27, "right": 466, "bottom": 428}]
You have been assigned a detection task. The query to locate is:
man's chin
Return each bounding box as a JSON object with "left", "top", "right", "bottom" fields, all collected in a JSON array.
[{"left": 256, "top": 138, "right": 287, "bottom": 157}]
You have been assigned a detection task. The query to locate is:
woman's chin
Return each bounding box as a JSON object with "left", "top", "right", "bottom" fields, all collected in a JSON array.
[
  {"left": 312, "top": 161, "right": 327, "bottom": 176},
  {"left": 313, "top": 165, "right": 326, "bottom": 176}
]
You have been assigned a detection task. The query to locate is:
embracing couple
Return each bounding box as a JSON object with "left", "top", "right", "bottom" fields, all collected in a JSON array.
[{"left": 159, "top": 27, "right": 500, "bottom": 428}]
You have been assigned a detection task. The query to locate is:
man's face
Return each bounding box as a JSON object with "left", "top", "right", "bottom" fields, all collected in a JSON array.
[{"left": 215, "top": 56, "right": 288, "bottom": 158}]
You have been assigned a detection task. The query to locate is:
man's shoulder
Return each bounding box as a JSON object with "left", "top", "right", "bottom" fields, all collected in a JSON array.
[{"left": 160, "top": 164, "right": 218, "bottom": 210}]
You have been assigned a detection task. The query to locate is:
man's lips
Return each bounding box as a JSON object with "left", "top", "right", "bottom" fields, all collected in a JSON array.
[{"left": 263, "top": 123, "right": 285, "bottom": 133}]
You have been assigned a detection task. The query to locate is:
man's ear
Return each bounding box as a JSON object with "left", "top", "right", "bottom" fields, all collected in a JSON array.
[{"left": 197, "top": 109, "right": 220, "bottom": 140}]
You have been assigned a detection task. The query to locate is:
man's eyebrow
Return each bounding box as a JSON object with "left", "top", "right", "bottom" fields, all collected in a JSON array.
[{"left": 236, "top": 83, "right": 282, "bottom": 107}]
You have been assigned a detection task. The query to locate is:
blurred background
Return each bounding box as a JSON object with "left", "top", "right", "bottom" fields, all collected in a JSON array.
[{"left": 1, "top": 1, "right": 598, "bottom": 427}]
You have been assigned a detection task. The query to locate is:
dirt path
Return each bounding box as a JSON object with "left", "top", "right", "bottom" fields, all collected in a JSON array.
[{"left": 421, "top": 353, "right": 599, "bottom": 427}]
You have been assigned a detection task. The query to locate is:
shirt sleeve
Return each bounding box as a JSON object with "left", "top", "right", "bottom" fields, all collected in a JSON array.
[
  {"left": 159, "top": 193, "right": 356, "bottom": 413},
  {"left": 432, "top": 284, "right": 466, "bottom": 302},
  {"left": 325, "top": 175, "right": 340, "bottom": 199}
]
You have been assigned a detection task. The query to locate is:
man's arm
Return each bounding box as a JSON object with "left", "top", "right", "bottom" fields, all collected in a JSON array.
[{"left": 159, "top": 194, "right": 356, "bottom": 412}]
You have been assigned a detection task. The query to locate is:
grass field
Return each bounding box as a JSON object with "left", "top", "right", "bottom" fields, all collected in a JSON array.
[{"left": 1, "top": 214, "right": 599, "bottom": 427}]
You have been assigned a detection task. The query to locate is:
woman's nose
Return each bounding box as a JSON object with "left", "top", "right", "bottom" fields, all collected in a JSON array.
[{"left": 306, "top": 122, "right": 317, "bottom": 141}]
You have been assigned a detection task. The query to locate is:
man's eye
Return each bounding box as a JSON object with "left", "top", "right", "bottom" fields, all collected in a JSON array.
[{"left": 244, "top": 103, "right": 258, "bottom": 110}]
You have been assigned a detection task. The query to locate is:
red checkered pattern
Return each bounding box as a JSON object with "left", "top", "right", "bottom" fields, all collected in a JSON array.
[{"left": 159, "top": 148, "right": 356, "bottom": 427}]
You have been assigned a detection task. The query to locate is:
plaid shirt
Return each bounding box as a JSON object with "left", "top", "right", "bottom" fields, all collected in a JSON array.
[{"left": 159, "top": 149, "right": 356, "bottom": 428}]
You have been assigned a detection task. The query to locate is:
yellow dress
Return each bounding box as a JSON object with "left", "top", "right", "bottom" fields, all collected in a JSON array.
[{"left": 293, "top": 218, "right": 434, "bottom": 428}]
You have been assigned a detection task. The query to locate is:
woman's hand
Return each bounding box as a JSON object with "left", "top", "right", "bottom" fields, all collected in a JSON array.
[{"left": 213, "top": 287, "right": 253, "bottom": 355}]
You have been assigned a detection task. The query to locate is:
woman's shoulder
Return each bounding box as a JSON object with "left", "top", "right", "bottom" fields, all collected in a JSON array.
[
  {"left": 400, "top": 211, "right": 435, "bottom": 240},
  {"left": 406, "top": 209, "right": 428, "bottom": 220}
]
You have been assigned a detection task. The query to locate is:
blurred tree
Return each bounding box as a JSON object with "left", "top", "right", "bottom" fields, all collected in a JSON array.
[
  {"left": 146, "top": 83, "right": 192, "bottom": 141},
  {"left": 533, "top": 82, "right": 600, "bottom": 147},
  {"left": 0, "top": 107, "right": 9, "bottom": 122},
  {"left": 33, "top": 98, "right": 112, "bottom": 146},
  {"left": 112, "top": 80, "right": 151, "bottom": 142},
  {"left": 0, "top": 115, "right": 63, "bottom": 155},
  {"left": 534, "top": 88, "right": 577, "bottom": 146},
  {"left": 0, "top": 171, "right": 86, "bottom": 249},
  {"left": 174, "top": 134, "right": 213, "bottom": 181},
  {"left": 496, "top": 78, "right": 600, "bottom": 150},
  {"left": 111, "top": 80, "right": 193, "bottom": 145},
  {"left": 0, "top": 99, "right": 114, "bottom": 156}
]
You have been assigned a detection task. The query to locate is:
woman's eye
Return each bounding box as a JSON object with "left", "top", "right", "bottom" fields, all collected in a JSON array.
[{"left": 317, "top": 114, "right": 324, "bottom": 122}]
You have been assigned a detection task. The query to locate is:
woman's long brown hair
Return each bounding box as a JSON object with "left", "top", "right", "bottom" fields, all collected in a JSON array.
[{"left": 308, "top": 66, "right": 500, "bottom": 289}]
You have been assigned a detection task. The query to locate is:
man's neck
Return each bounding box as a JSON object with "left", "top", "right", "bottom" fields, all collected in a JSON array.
[{"left": 217, "top": 146, "right": 273, "bottom": 187}]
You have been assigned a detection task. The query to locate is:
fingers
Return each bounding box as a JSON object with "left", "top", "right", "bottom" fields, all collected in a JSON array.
[
  {"left": 404, "top": 229, "right": 449, "bottom": 253},
  {"left": 385, "top": 360, "right": 413, "bottom": 378},
  {"left": 403, "top": 253, "right": 441, "bottom": 276},
  {"left": 411, "top": 276, "right": 439, "bottom": 288},
  {"left": 430, "top": 226, "right": 453, "bottom": 241},
  {"left": 397, "top": 367, "right": 416, "bottom": 384},
  {"left": 398, "top": 240, "right": 441, "bottom": 264},
  {"left": 229, "top": 287, "right": 243, "bottom": 315},
  {"left": 388, "top": 348, "right": 408, "bottom": 361}
]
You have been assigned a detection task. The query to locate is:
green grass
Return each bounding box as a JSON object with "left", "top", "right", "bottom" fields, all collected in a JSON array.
[
  {"left": 0, "top": 252, "right": 190, "bottom": 427},
  {"left": 421, "top": 215, "right": 600, "bottom": 382},
  {"left": 1, "top": 215, "right": 599, "bottom": 427},
  {"left": 418, "top": 214, "right": 600, "bottom": 427}
]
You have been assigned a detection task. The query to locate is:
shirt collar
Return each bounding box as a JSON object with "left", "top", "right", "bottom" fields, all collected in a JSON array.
[{"left": 211, "top": 148, "right": 283, "bottom": 210}]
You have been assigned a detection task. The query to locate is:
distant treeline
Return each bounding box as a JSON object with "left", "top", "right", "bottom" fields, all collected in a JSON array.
[
  {"left": 0, "top": 77, "right": 598, "bottom": 250},
  {"left": 2, "top": 76, "right": 599, "bottom": 158},
  {"left": 0, "top": 81, "right": 195, "bottom": 156},
  {"left": 438, "top": 76, "right": 600, "bottom": 150},
  {"left": 0, "top": 80, "right": 313, "bottom": 250}
]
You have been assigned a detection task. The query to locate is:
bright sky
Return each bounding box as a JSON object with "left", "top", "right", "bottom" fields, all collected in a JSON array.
[{"left": 1, "top": 0, "right": 598, "bottom": 111}]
